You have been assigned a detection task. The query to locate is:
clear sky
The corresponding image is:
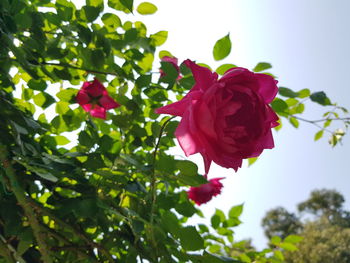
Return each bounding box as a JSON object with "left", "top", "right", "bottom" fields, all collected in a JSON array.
[{"left": 134, "top": 0, "right": 350, "bottom": 248}]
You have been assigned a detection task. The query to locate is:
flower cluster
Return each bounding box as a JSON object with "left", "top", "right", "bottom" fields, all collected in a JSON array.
[{"left": 75, "top": 57, "right": 279, "bottom": 205}]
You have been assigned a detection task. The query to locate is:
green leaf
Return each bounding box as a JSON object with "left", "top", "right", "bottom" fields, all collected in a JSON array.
[
  {"left": 177, "top": 173, "right": 207, "bottom": 187},
  {"left": 289, "top": 117, "right": 299, "bottom": 128},
  {"left": 150, "top": 31, "right": 168, "bottom": 46},
  {"left": 121, "top": 0, "right": 133, "bottom": 12},
  {"left": 28, "top": 79, "right": 47, "bottom": 91},
  {"left": 213, "top": 34, "right": 231, "bottom": 61},
  {"left": 248, "top": 157, "right": 258, "bottom": 166},
  {"left": 56, "top": 101, "right": 70, "bottom": 114},
  {"left": 159, "top": 50, "right": 173, "bottom": 59},
  {"left": 138, "top": 53, "right": 154, "bottom": 72},
  {"left": 176, "top": 160, "right": 198, "bottom": 176},
  {"left": 175, "top": 201, "right": 196, "bottom": 217},
  {"left": 102, "top": 13, "right": 121, "bottom": 30},
  {"left": 80, "top": 6, "right": 101, "bottom": 22},
  {"left": 54, "top": 135, "right": 70, "bottom": 145},
  {"left": 86, "top": 0, "right": 104, "bottom": 7},
  {"left": 161, "top": 211, "right": 181, "bottom": 237},
  {"left": 298, "top": 88, "right": 310, "bottom": 98},
  {"left": 108, "top": 0, "right": 132, "bottom": 13},
  {"left": 229, "top": 204, "right": 243, "bottom": 219},
  {"left": 33, "top": 92, "right": 55, "bottom": 108},
  {"left": 253, "top": 62, "right": 272, "bottom": 72},
  {"left": 91, "top": 49, "right": 105, "bottom": 68},
  {"left": 190, "top": 251, "right": 240, "bottom": 263},
  {"left": 279, "top": 242, "right": 298, "bottom": 251},
  {"left": 278, "top": 87, "right": 299, "bottom": 98},
  {"left": 314, "top": 130, "right": 324, "bottom": 141},
  {"left": 53, "top": 68, "right": 72, "bottom": 80},
  {"left": 211, "top": 214, "right": 221, "bottom": 229},
  {"left": 284, "top": 235, "right": 303, "bottom": 244},
  {"left": 136, "top": 74, "right": 151, "bottom": 88},
  {"left": 271, "top": 236, "right": 281, "bottom": 245},
  {"left": 137, "top": 2, "right": 157, "bottom": 15},
  {"left": 56, "top": 88, "right": 77, "bottom": 102},
  {"left": 271, "top": 98, "right": 288, "bottom": 113},
  {"left": 310, "top": 91, "right": 331, "bottom": 106},
  {"left": 178, "top": 226, "right": 204, "bottom": 251},
  {"left": 79, "top": 131, "right": 95, "bottom": 148},
  {"left": 216, "top": 64, "right": 236, "bottom": 75}
]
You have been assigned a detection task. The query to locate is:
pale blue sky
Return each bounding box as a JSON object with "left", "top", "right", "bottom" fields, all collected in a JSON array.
[{"left": 138, "top": 0, "right": 350, "bottom": 248}]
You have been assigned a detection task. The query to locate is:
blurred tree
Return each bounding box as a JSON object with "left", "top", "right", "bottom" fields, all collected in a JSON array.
[
  {"left": 262, "top": 189, "right": 350, "bottom": 262},
  {"left": 262, "top": 207, "right": 302, "bottom": 239}
]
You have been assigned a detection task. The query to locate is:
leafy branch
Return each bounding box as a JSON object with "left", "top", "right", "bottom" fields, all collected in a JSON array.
[{"left": 0, "top": 144, "right": 53, "bottom": 263}]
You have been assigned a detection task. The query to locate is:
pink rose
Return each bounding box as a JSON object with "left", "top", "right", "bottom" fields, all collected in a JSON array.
[
  {"left": 187, "top": 177, "right": 224, "bottom": 205},
  {"left": 160, "top": 56, "right": 182, "bottom": 80},
  {"left": 156, "top": 60, "right": 279, "bottom": 174},
  {"left": 76, "top": 78, "right": 120, "bottom": 119}
]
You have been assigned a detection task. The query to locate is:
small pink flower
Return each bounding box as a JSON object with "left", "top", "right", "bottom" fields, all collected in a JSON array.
[
  {"left": 187, "top": 177, "right": 224, "bottom": 205},
  {"left": 76, "top": 78, "right": 120, "bottom": 119},
  {"left": 160, "top": 56, "right": 182, "bottom": 80}
]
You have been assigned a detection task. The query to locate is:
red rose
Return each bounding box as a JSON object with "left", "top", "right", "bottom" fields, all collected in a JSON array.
[
  {"left": 187, "top": 177, "right": 224, "bottom": 205},
  {"left": 156, "top": 60, "right": 279, "bottom": 174},
  {"left": 76, "top": 78, "right": 120, "bottom": 119}
]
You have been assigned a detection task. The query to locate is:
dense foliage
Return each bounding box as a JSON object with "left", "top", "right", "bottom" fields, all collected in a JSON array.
[{"left": 0, "top": 0, "right": 349, "bottom": 262}]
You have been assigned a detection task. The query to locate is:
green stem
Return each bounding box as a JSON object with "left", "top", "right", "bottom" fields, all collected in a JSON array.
[
  {"left": 150, "top": 116, "right": 176, "bottom": 223},
  {"left": 292, "top": 115, "right": 350, "bottom": 124},
  {"left": 148, "top": 116, "right": 176, "bottom": 261},
  {"left": 0, "top": 145, "right": 53, "bottom": 263}
]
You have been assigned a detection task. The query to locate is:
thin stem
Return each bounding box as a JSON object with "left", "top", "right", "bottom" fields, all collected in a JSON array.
[
  {"left": 292, "top": 115, "right": 350, "bottom": 124},
  {"left": 291, "top": 115, "right": 333, "bottom": 133},
  {"left": 0, "top": 144, "right": 53, "bottom": 263},
  {"left": 150, "top": 116, "right": 176, "bottom": 223},
  {"left": 148, "top": 116, "right": 176, "bottom": 261}
]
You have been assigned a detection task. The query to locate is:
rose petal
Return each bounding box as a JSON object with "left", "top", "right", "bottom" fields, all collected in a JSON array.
[
  {"left": 175, "top": 110, "right": 201, "bottom": 156},
  {"left": 90, "top": 105, "right": 107, "bottom": 119},
  {"left": 184, "top": 59, "right": 218, "bottom": 91},
  {"left": 85, "top": 78, "right": 106, "bottom": 97},
  {"left": 99, "top": 92, "right": 120, "bottom": 110},
  {"left": 155, "top": 99, "right": 191, "bottom": 116},
  {"left": 255, "top": 73, "right": 278, "bottom": 103},
  {"left": 76, "top": 90, "right": 90, "bottom": 106},
  {"left": 82, "top": 103, "right": 92, "bottom": 112}
]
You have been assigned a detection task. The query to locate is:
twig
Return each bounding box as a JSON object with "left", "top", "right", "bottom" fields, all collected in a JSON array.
[{"left": 292, "top": 115, "right": 350, "bottom": 124}]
